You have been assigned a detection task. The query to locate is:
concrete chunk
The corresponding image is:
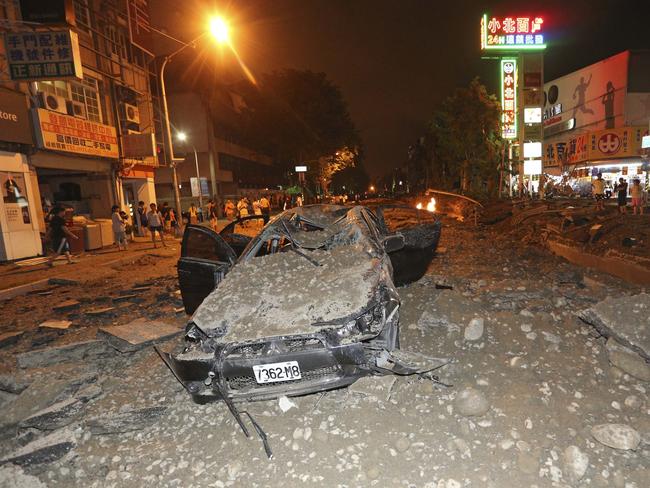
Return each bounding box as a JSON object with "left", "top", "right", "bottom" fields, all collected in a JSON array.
[
  {"left": 84, "top": 406, "right": 167, "bottom": 434},
  {"left": 0, "top": 430, "right": 75, "bottom": 467},
  {"left": 0, "top": 331, "right": 23, "bottom": 348},
  {"left": 579, "top": 293, "right": 650, "bottom": 360},
  {"left": 98, "top": 318, "right": 182, "bottom": 352},
  {"left": 38, "top": 320, "right": 72, "bottom": 330},
  {"left": 17, "top": 340, "right": 114, "bottom": 369},
  {"left": 349, "top": 375, "right": 396, "bottom": 401}
]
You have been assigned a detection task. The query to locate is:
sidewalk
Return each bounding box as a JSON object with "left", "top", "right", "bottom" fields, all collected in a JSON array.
[{"left": 0, "top": 235, "right": 182, "bottom": 295}]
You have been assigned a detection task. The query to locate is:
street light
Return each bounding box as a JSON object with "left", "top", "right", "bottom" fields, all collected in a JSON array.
[
  {"left": 176, "top": 131, "right": 203, "bottom": 214},
  {"left": 159, "top": 15, "right": 230, "bottom": 226}
]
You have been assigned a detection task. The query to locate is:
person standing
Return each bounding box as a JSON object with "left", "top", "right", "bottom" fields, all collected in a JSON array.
[
  {"left": 296, "top": 193, "right": 303, "bottom": 207},
  {"left": 47, "top": 207, "right": 78, "bottom": 266},
  {"left": 630, "top": 178, "right": 644, "bottom": 215},
  {"left": 225, "top": 199, "right": 236, "bottom": 220},
  {"left": 614, "top": 177, "right": 628, "bottom": 214},
  {"left": 111, "top": 205, "right": 128, "bottom": 250},
  {"left": 208, "top": 200, "right": 219, "bottom": 231},
  {"left": 189, "top": 203, "right": 199, "bottom": 224},
  {"left": 147, "top": 203, "right": 166, "bottom": 248},
  {"left": 592, "top": 173, "right": 605, "bottom": 211},
  {"left": 135, "top": 201, "right": 148, "bottom": 236},
  {"left": 160, "top": 202, "right": 171, "bottom": 233},
  {"left": 260, "top": 194, "right": 270, "bottom": 222}
]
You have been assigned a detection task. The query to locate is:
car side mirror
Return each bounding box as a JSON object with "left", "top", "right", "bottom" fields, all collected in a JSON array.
[{"left": 383, "top": 234, "right": 404, "bottom": 253}]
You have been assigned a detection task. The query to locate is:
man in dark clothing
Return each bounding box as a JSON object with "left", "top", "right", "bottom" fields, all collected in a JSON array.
[
  {"left": 615, "top": 178, "right": 628, "bottom": 214},
  {"left": 47, "top": 207, "right": 78, "bottom": 266}
]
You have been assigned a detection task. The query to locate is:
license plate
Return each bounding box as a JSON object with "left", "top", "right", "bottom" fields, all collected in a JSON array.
[{"left": 253, "top": 361, "right": 302, "bottom": 384}]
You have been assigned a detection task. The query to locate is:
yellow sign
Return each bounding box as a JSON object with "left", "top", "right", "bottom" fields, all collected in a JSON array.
[
  {"left": 587, "top": 126, "right": 647, "bottom": 160},
  {"left": 34, "top": 108, "right": 118, "bottom": 159}
]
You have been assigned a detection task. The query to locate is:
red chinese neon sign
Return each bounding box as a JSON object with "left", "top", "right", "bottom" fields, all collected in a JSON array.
[
  {"left": 481, "top": 14, "right": 546, "bottom": 50},
  {"left": 501, "top": 59, "right": 517, "bottom": 139}
]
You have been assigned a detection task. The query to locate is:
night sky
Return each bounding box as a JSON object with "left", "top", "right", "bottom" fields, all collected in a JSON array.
[{"left": 152, "top": 0, "right": 649, "bottom": 178}]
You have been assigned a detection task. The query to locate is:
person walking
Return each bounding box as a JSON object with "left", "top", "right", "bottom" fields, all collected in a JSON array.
[
  {"left": 260, "top": 194, "right": 270, "bottom": 223},
  {"left": 147, "top": 203, "right": 166, "bottom": 248},
  {"left": 168, "top": 207, "right": 181, "bottom": 237},
  {"left": 47, "top": 206, "right": 78, "bottom": 266},
  {"left": 592, "top": 173, "right": 605, "bottom": 211},
  {"left": 630, "top": 178, "right": 644, "bottom": 215},
  {"left": 160, "top": 202, "right": 171, "bottom": 233},
  {"left": 614, "top": 177, "right": 628, "bottom": 214},
  {"left": 111, "top": 205, "right": 128, "bottom": 251}
]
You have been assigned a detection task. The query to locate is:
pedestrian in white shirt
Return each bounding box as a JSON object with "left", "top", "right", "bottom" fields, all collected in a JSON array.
[
  {"left": 147, "top": 203, "right": 166, "bottom": 248},
  {"left": 111, "top": 205, "right": 128, "bottom": 251}
]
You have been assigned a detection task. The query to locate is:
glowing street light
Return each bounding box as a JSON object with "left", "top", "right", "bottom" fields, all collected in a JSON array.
[
  {"left": 176, "top": 131, "right": 187, "bottom": 142},
  {"left": 369, "top": 185, "right": 375, "bottom": 192},
  {"left": 209, "top": 17, "right": 229, "bottom": 44}
]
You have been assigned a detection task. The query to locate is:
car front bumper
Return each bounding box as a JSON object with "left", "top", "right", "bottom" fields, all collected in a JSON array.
[{"left": 159, "top": 334, "right": 372, "bottom": 402}]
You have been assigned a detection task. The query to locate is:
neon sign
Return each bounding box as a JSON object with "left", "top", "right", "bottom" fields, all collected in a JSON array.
[
  {"left": 501, "top": 59, "right": 517, "bottom": 139},
  {"left": 481, "top": 14, "right": 546, "bottom": 50}
]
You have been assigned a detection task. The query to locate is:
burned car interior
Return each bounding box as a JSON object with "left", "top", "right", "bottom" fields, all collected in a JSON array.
[{"left": 158, "top": 204, "right": 444, "bottom": 458}]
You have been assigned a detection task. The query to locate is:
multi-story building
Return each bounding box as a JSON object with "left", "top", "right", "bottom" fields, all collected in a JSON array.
[
  {"left": 543, "top": 50, "right": 650, "bottom": 190},
  {"left": 0, "top": 0, "right": 164, "bottom": 260}
]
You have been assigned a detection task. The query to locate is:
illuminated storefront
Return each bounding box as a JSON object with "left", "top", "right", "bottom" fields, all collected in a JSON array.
[{"left": 543, "top": 50, "right": 650, "bottom": 193}]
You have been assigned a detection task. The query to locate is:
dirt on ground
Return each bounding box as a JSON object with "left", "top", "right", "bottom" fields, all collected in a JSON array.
[{"left": 0, "top": 214, "right": 648, "bottom": 488}]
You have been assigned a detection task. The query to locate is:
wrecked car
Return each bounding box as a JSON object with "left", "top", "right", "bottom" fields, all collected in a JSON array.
[{"left": 159, "top": 204, "right": 444, "bottom": 405}]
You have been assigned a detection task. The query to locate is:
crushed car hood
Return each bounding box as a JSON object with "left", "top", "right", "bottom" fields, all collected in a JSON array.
[{"left": 191, "top": 242, "right": 382, "bottom": 343}]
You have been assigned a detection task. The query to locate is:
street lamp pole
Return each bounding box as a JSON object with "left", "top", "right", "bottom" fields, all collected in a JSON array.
[{"left": 159, "top": 56, "right": 182, "bottom": 224}]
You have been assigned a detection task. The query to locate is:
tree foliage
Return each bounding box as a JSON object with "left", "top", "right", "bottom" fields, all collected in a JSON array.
[
  {"left": 231, "top": 69, "right": 360, "bottom": 171},
  {"left": 329, "top": 159, "right": 370, "bottom": 195},
  {"left": 408, "top": 78, "right": 502, "bottom": 195}
]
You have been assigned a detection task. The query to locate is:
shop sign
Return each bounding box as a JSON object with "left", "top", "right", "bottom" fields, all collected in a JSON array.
[
  {"left": 122, "top": 132, "right": 157, "bottom": 161},
  {"left": 544, "top": 118, "right": 575, "bottom": 137},
  {"left": 2, "top": 172, "right": 32, "bottom": 232},
  {"left": 33, "top": 108, "right": 118, "bottom": 159},
  {"left": 501, "top": 59, "right": 517, "bottom": 139},
  {"left": 481, "top": 14, "right": 546, "bottom": 50},
  {"left": 566, "top": 134, "right": 589, "bottom": 164},
  {"left": 588, "top": 126, "right": 646, "bottom": 160},
  {"left": 0, "top": 89, "right": 33, "bottom": 145},
  {"left": 543, "top": 103, "right": 562, "bottom": 123},
  {"left": 19, "top": 0, "right": 75, "bottom": 25},
  {"left": 4, "top": 30, "right": 82, "bottom": 81},
  {"left": 190, "top": 177, "right": 209, "bottom": 197},
  {"left": 524, "top": 124, "right": 542, "bottom": 140},
  {"left": 543, "top": 142, "right": 567, "bottom": 168}
]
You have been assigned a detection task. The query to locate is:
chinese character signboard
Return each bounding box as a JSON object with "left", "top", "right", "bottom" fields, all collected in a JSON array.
[
  {"left": 127, "top": 0, "right": 154, "bottom": 55},
  {"left": 33, "top": 109, "right": 118, "bottom": 159},
  {"left": 587, "top": 127, "right": 646, "bottom": 160},
  {"left": 481, "top": 14, "right": 546, "bottom": 50},
  {"left": 4, "top": 30, "right": 82, "bottom": 81},
  {"left": 501, "top": 59, "right": 517, "bottom": 139}
]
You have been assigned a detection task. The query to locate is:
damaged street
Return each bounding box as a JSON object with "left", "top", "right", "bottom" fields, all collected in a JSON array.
[{"left": 1, "top": 209, "right": 648, "bottom": 488}]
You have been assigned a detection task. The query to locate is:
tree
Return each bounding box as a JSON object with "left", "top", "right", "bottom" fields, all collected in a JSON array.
[
  {"left": 424, "top": 78, "right": 502, "bottom": 195},
  {"left": 329, "top": 162, "right": 370, "bottom": 195},
  {"left": 232, "top": 69, "right": 361, "bottom": 181}
]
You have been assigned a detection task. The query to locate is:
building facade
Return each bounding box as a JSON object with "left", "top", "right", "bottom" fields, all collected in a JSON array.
[
  {"left": 543, "top": 50, "right": 650, "bottom": 192},
  {"left": 0, "top": 0, "right": 164, "bottom": 260}
]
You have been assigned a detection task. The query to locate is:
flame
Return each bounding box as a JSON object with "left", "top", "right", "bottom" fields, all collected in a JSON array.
[
  {"left": 426, "top": 197, "right": 436, "bottom": 212},
  {"left": 416, "top": 197, "right": 436, "bottom": 212}
]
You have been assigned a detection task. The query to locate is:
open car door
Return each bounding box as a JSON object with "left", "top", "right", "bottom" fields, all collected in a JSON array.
[
  {"left": 374, "top": 205, "right": 441, "bottom": 286},
  {"left": 219, "top": 215, "right": 267, "bottom": 257},
  {"left": 178, "top": 225, "right": 237, "bottom": 314}
]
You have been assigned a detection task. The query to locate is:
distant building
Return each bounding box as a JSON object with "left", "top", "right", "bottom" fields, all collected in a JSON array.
[{"left": 543, "top": 50, "right": 650, "bottom": 189}]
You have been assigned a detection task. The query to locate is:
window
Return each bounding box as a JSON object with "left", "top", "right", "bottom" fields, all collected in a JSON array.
[
  {"left": 73, "top": 0, "right": 91, "bottom": 32},
  {"left": 37, "top": 81, "right": 69, "bottom": 98},
  {"left": 70, "top": 77, "right": 102, "bottom": 123},
  {"left": 105, "top": 25, "right": 118, "bottom": 56}
]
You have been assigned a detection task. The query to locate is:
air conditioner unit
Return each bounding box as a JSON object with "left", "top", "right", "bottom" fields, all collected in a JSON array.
[
  {"left": 39, "top": 92, "right": 68, "bottom": 115},
  {"left": 67, "top": 100, "right": 87, "bottom": 119},
  {"left": 123, "top": 103, "right": 140, "bottom": 124}
]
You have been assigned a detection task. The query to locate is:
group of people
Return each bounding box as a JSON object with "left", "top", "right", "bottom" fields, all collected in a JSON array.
[
  {"left": 223, "top": 194, "right": 304, "bottom": 221},
  {"left": 592, "top": 174, "right": 645, "bottom": 215}
]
